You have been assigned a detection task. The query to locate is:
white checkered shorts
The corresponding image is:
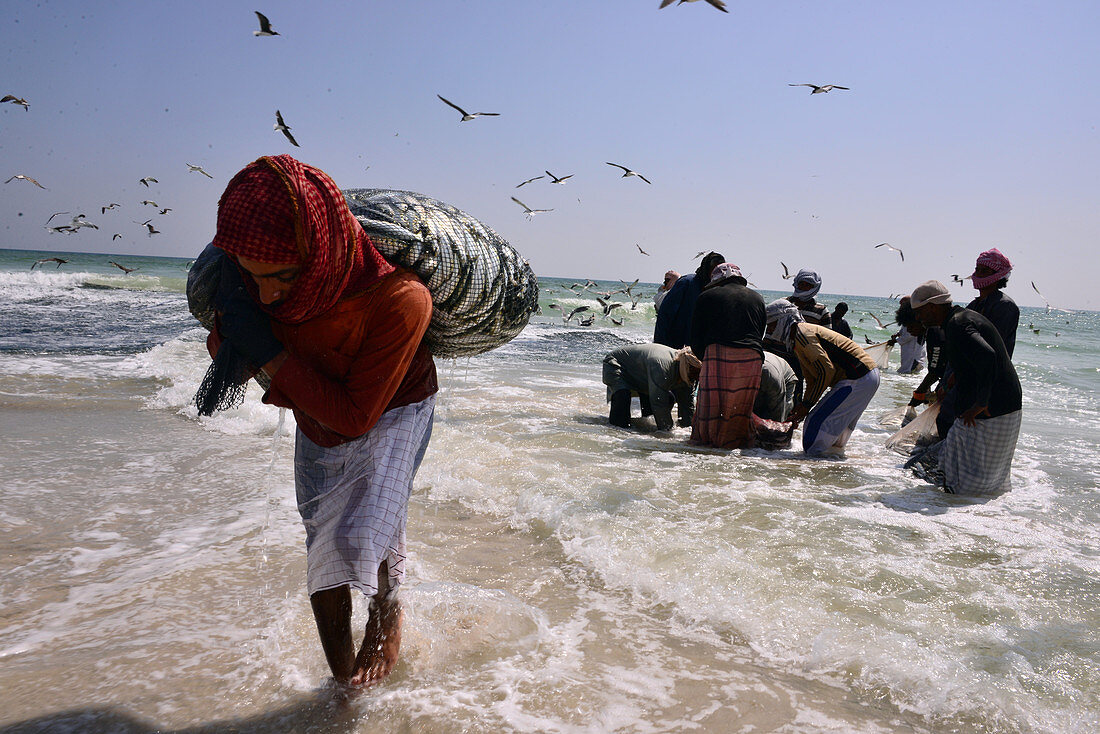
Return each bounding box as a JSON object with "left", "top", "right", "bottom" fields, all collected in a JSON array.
[{"left": 294, "top": 396, "right": 435, "bottom": 597}]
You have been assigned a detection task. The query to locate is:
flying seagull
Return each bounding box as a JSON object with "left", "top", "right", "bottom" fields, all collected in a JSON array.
[
  {"left": 659, "top": 0, "right": 728, "bottom": 12},
  {"left": 141, "top": 220, "right": 161, "bottom": 236},
  {"left": 274, "top": 110, "right": 300, "bottom": 147},
  {"left": 31, "top": 257, "right": 68, "bottom": 269},
  {"left": 437, "top": 94, "right": 499, "bottom": 121},
  {"left": 101, "top": 203, "right": 121, "bottom": 213},
  {"left": 780, "top": 261, "right": 792, "bottom": 279},
  {"left": 109, "top": 261, "right": 137, "bottom": 274},
  {"left": 565, "top": 305, "right": 591, "bottom": 322},
  {"left": 788, "top": 83, "right": 850, "bottom": 94},
  {"left": 158, "top": 208, "right": 172, "bottom": 215},
  {"left": 636, "top": 243, "right": 650, "bottom": 256},
  {"left": 606, "top": 162, "right": 651, "bottom": 184},
  {"left": 253, "top": 11, "right": 279, "bottom": 36},
  {"left": 5, "top": 174, "right": 45, "bottom": 188},
  {"left": 69, "top": 214, "right": 98, "bottom": 231},
  {"left": 140, "top": 200, "right": 159, "bottom": 207},
  {"left": 515, "top": 175, "right": 544, "bottom": 188},
  {"left": 139, "top": 177, "right": 158, "bottom": 187},
  {"left": 112, "top": 233, "right": 122, "bottom": 240},
  {"left": 864, "top": 312, "right": 886, "bottom": 329},
  {"left": 510, "top": 196, "right": 553, "bottom": 218},
  {"left": 1, "top": 94, "right": 29, "bottom": 110},
  {"left": 545, "top": 171, "right": 573, "bottom": 184},
  {"left": 874, "top": 242, "right": 904, "bottom": 261},
  {"left": 951, "top": 274, "right": 964, "bottom": 284},
  {"left": 186, "top": 163, "right": 214, "bottom": 178}
]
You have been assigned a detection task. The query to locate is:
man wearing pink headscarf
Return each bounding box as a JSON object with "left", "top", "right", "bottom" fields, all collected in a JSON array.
[{"left": 966, "top": 248, "right": 1019, "bottom": 357}]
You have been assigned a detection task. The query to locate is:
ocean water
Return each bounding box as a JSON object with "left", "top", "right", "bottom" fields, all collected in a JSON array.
[{"left": 1, "top": 247, "right": 1097, "bottom": 734}]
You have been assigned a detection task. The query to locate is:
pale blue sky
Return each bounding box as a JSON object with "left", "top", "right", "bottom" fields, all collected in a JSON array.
[{"left": 2, "top": 0, "right": 1097, "bottom": 309}]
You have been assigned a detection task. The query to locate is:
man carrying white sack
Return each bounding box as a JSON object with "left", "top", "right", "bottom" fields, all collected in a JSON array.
[{"left": 910, "top": 280, "right": 1022, "bottom": 495}]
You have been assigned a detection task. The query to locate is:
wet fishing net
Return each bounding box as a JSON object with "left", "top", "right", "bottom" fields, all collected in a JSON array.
[
  {"left": 342, "top": 188, "right": 539, "bottom": 358},
  {"left": 862, "top": 341, "right": 892, "bottom": 370},
  {"left": 187, "top": 189, "right": 539, "bottom": 367}
]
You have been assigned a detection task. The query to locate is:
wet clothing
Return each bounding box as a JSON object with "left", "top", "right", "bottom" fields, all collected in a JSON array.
[
  {"left": 690, "top": 346, "right": 762, "bottom": 449},
  {"left": 942, "top": 306, "right": 1021, "bottom": 420},
  {"left": 789, "top": 323, "right": 879, "bottom": 455},
  {"left": 208, "top": 154, "right": 438, "bottom": 604},
  {"left": 787, "top": 296, "right": 831, "bottom": 329},
  {"left": 802, "top": 369, "right": 880, "bottom": 455},
  {"left": 755, "top": 351, "right": 798, "bottom": 422},
  {"left": 689, "top": 281, "right": 766, "bottom": 360},
  {"left": 653, "top": 273, "right": 704, "bottom": 349},
  {"left": 966, "top": 290, "right": 1019, "bottom": 357},
  {"left": 602, "top": 343, "right": 695, "bottom": 430},
  {"left": 940, "top": 409, "right": 1021, "bottom": 495},
  {"left": 295, "top": 396, "right": 434, "bottom": 596},
  {"left": 763, "top": 340, "right": 804, "bottom": 413}
]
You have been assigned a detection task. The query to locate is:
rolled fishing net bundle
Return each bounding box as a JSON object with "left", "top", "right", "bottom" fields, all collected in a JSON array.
[
  {"left": 342, "top": 188, "right": 539, "bottom": 358},
  {"left": 187, "top": 189, "right": 539, "bottom": 412}
]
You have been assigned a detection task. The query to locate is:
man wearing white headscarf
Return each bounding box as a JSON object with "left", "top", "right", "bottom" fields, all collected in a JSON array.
[{"left": 787, "top": 269, "right": 831, "bottom": 328}]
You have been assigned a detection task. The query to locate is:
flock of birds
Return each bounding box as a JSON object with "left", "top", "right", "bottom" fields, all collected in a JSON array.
[
  {"left": 4, "top": 9, "right": 1065, "bottom": 315},
  {"left": 544, "top": 278, "right": 645, "bottom": 327}
]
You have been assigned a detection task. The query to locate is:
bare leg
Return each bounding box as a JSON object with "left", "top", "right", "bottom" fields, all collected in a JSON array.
[
  {"left": 349, "top": 561, "right": 404, "bottom": 687},
  {"left": 309, "top": 585, "right": 356, "bottom": 684}
]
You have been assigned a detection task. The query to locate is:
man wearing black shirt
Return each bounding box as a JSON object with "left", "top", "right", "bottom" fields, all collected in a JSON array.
[{"left": 911, "top": 280, "right": 1022, "bottom": 495}]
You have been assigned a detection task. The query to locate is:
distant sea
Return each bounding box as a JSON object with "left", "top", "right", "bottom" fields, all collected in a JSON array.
[{"left": 2, "top": 246, "right": 1097, "bottom": 733}]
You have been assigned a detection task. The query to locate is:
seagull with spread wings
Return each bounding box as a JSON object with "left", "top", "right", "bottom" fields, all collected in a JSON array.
[
  {"left": 1, "top": 94, "right": 29, "bottom": 110},
  {"left": 511, "top": 196, "right": 553, "bottom": 219},
  {"left": 659, "top": 0, "right": 728, "bottom": 12},
  {"left": 780, "top": 261, "right": 792, "bottom": 279},
  {"left": 636, "top": 244, "right": 651, "bottom": 256},
  {"left": 788, "top": 83, "right": 850, "bottom": 94},
  {"left": 5, "top": 174, "right": 45, "bottom": 188},
  {"left": 275, "top": 110, "right": 300, "bottom": 147},
  {"left": 515, "top": 175, "right": 544, "bottom": 188},
  {"left": 606, "top": 162, "right": 651, "bottom": 184},
  {"left": 545, "top": 170, "right": 573, "bottom": 184},
  {"left": 253, "top": 11, "right": 279, "bottom": 36},
  {"left": 139, "top": 177, "right": 158, "bottom": 187},
  {"left": 437, "top": 94, "right": 499, "bottom": 121},
  {"left": 875, "top": 242, "right": 904, "bottom": 261},
  {"left": 187, "top": 163, "right": 214, "bottom": 178}
]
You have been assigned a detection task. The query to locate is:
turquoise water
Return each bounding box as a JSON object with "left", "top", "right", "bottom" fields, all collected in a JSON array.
[{"left": 1, "top": 247, "right": 1097, "bottom": 733}]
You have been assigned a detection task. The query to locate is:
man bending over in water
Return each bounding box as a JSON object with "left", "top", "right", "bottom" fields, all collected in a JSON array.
[{"left": 200, "top": 155, "right": 437, "bottom": 687}]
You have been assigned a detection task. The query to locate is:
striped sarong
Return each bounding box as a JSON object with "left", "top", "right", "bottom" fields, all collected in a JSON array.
[
  {"left": 294, "top": 396, "right": 435, "bottom": 597},
  {"left": 940, "top": 409, "right": 1021, "bottom": 496},
  {"left": 690, "top": 345, "right": 762, "bottom": 449}
]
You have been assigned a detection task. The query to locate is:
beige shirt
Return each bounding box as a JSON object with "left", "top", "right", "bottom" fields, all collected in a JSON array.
[{"left": 791, "top": 323, "right": 877, "bottom": 408}]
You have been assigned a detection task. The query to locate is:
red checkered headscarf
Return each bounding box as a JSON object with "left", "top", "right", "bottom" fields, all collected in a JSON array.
[{"left": 212, "top": 155, "right": 393, "bottom": 324}]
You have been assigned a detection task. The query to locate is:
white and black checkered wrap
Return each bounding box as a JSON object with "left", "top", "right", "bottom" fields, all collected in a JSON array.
[
  {"left": 940, "top": 409, "right": 1021, "bottom": 496},
  {"left": 343, "top": 188, "right": 539, "bottom": 358},
  {"left": 294, "top": 396, "right": 435, "bottom": 597}
]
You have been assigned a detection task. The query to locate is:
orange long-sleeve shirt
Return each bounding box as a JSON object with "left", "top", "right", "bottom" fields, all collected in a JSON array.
[{"left": 208, "top": 268, "right": 437, "bottom": 447}]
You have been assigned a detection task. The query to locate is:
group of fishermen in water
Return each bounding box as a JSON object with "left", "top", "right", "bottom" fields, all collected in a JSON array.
[{"left": 601, "top": 248, "right": 1023, "bottom": 497}]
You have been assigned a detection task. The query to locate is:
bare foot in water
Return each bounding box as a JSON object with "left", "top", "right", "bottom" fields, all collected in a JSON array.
[{"left": 349, "top": 598, "right": 404, "bottom": 687}]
